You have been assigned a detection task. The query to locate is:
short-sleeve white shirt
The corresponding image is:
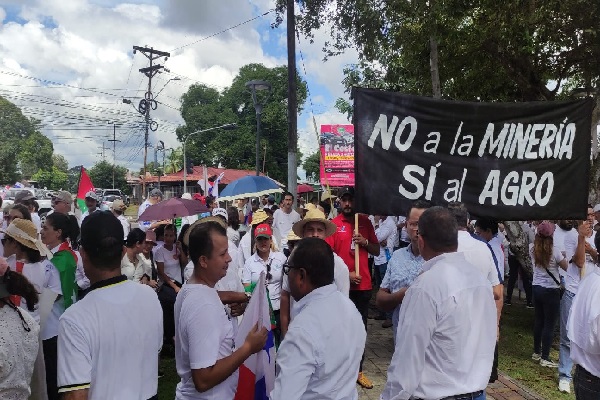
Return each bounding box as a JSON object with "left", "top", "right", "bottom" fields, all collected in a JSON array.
[
  {"left": 57, "top": 277, "right": 163, "bottom": 399},
  {"left": 242, "top": 251, "right": 286, "bottom": 310},
  {"left": 273, "top": 208, "right": 301, "bottom": 249},
  {"left": 175, "top": 284, "right": 238, "bottom": 400},
  {"left": 565, "top": 233, "right": 597, "bottom": 294},
  {"left": 530, "top": 244, "right": 565, "bottom": 288},
  {"left": 155, "top": 245, "right": 182, "bottom": 283},
  {"left": 457, "top": 231, "right": 500, "bottom": 287}
]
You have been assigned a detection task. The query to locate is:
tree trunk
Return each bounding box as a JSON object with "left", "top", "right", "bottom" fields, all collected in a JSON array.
[
  {"left": 430, "top": 36, "right": 442, "bottom": 99},
  {"left": 502, "top": 221, "right": 533, "bottom": 275}
]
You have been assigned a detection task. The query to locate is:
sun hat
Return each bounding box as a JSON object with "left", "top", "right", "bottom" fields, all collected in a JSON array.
[
  {"left": 52, "top": 190, "right": 73, "bottom": 205},
  {"left": 1, "top": 219, "right": 53, "bottom": 259},
  {"left": 292, "top": 208, "right": 337, "bottom": 238},
  {"left": 111, "top": 199, "right": 127, "bottom": 212},
  {"left": 251, "top": 209, "right": 269, "bottom": 225},
  {"left": 212, "top": 208, "right": 228, "bottom": 222},
  {"left": 254, "top": 223, "right": 273, "bottom": 239},
  {"left": 536, "top": 221, "right": 555, "bottom": 238},
  {"left": 286, "top": 230, "right": 301, "bottom": 243},
  {"left": 85, "top": 191, "right": 100, "bottom": 201},
  {"left": 182, "top": 216, "right": 227, "bottom": 247}
]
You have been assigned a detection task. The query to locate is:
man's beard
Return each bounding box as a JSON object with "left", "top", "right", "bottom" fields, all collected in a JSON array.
[{"left": 342, "top": 207, "right": 353, "bottom": 216}]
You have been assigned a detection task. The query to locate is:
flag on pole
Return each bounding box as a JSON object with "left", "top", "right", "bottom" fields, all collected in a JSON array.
[
  {"left": 76, "top": 167, "right": 95, "bottom": 213},
  {"left": 234, "top": 272, "right": 275, "bottom": 400},
  {"left": 211, "top": 172, "right": 225, "bottom": 199}
]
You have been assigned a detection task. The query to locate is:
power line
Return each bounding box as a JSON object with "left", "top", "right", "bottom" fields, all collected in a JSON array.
[{"left": 169, "top": 9, "right": 275, "bottom": 52}]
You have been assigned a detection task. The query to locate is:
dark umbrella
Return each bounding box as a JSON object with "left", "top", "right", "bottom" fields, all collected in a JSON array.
[{"left": 138, "top": 197, "right": 210, "bottom": 221}]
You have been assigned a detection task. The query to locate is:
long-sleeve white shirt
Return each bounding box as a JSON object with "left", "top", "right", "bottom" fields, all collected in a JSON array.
[
  {"left": 374, "top": 216, "right": 397, "bottom": 265},
  {"left": 271, "top": 284, "right": 365, "bottom": 400},
  {"left": 380, "top": 252, "right": 496, "bottom": 400}
]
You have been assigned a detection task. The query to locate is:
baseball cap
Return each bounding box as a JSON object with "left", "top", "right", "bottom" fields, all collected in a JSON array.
[
  {"left": 181, "top": 193, "right": 192, "bottom": 200},
  {"left": 149, "top": 188, "right": 163, "bottom": 198},
  {"left": 593, "top": 204, "right": 600, "bottom": 213},
  {"left": 85, "top": 191, "right": 100, "bottom": 201},
  {"left": 52, "top": 190, "right": 73, "bottom": 204},
  {"left": 268, "top": 195, "right": 275, "bottom": 202},
  {"left": 212, "top": 207, "right": 228, "bottom": 222},
  {"left": 254, "top": 223, "right": 273, "bottom": 238},
  {"left": 111, "top": 199, "right": 127, "bottom": 211},
  {"left": 537, "top": 221, "right": 555, "bottom": 238},
  {"left": 337, "top": 186, "right": 355, "bottom": 198},
  {"left": 15, "top": 190, "right": 34, "bottom": 202}
]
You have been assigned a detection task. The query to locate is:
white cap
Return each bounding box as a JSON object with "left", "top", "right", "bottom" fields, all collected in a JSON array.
[
  {"left": 85, "top": 191, "right": 100, "bottom": 201},
  {"left": 593, "top": 204, "right": 600, "bottom": 213},
  {"left": 212, "top": 207, "right": 228, "bottom": 222},
  {"left": 181, "top": 193, "right": 192, "bottom": 200}
]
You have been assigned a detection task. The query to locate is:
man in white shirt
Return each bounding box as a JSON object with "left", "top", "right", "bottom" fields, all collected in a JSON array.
[
  {"left": 176, "top": 220, "right": 267, "bottom": 399},
  {"left": 138, "top": 189, "right": 165, "bottom": 232},
  {"left": 273, "top": 191, "right": 301, "bottom": 251},
  {"left": 280, "top": 208, "right": 350, "bottom": 337},
  {"left": 380, "top": 207, "right": 496, "bottom": 400},
  {"left": 567, "top": 263, "right": 600, "bottom": 398},
  {"left": 271, "top": 237, "right": 366, "bottom": 399},
  {"left": 57, "top": 211, "right": 163, "bottom": 400},
  {"left": 373, "top": 215, "right": 397, "bottom": 326},
  {"left": 559, "top": 210, "right": 598, "bottom": 394},
  {"left": 80, "top": 191, "right": 101, "bottom": 222}
]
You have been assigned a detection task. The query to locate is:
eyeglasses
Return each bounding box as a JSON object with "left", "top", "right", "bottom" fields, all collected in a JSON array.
[{"left": 283, "top": 263, "right": 301, "bottom": 275}]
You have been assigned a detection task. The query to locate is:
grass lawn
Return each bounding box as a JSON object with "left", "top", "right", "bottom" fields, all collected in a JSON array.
[
  {"left": 499, "top": 299, "right": 574, "bottom": 400},
  {"left": 125, "top": 204, "right": 139, "bottom": 218}
]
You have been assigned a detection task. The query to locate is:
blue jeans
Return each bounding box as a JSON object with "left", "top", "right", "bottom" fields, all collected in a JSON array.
[{"left": 559, "top": 289, "right": 576, "bottom": 381}]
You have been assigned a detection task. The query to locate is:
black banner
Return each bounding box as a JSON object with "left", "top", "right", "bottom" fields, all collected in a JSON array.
[{"left": 353, "top": 88, "right": 594, "bottom": 220}]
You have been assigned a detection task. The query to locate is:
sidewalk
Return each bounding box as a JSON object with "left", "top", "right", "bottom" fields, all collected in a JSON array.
[{"left": 358, "top": 318, "right": 543, "bottom": 400}]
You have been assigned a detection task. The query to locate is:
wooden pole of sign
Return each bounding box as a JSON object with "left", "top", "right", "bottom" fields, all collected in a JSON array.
[{"left": 354, "top": 213, "right": 360, "bottom": 277}]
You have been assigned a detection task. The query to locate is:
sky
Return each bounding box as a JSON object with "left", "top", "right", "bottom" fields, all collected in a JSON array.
[{"left": 0, "top": 0, "right": 357, "bottom": 179}]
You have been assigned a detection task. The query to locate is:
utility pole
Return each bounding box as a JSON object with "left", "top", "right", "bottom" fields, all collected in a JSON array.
[
  {"left": 132, "top": 45, "right": 170, "bottom": 196},
  {"left": 108, "top": 123, "right": 121, "bottom": 189},
  {"left": 286, "top": 0, "right": 298, "bottom": 204},
  {"left": 98, "top": 143, "right": 108, "bottom": 162}
]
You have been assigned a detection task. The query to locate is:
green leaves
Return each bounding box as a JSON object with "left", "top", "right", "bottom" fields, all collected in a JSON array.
[{"left": 88, "top": 161, "right": 129, "bottom": 194}]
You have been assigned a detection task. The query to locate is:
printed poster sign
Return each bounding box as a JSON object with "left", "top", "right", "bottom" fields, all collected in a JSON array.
[{"left": 319, "top": 124, "right": 355, "bottom": 186}]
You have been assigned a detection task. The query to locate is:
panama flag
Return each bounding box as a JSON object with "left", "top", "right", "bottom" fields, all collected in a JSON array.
[
  {"left": 210, "top": 172, "right": 225, "bottom": 199},
  {"left": 234, "top": 272, "right": 275, "bottom": 400},
  {"left": 76, "top": 167, "right": 95, "bottom": 213}
]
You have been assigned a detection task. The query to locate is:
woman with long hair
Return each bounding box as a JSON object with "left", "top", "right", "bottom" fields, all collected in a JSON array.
[
  {"left": 39, "top": 212, "right": 79, "bottom": 400},
  {"left": 121, "top": 228, "right": 146, "bottom": 282},
  {"left": 0, "top": 256, "right": 40, "bottom": 400},
  {"left": 155, "top": 224, "right": 182, "bottom": 350},
  {"left": 530, "top": 221, "right": 568, "bottom": 368}
]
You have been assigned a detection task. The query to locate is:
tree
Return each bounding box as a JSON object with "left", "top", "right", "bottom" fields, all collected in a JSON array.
[
  {"left": 88, "top": 161, "right": 129, "bottom": 194},
  {"left": 303, "top": 152, "right": 321, "bottom": 182},
  {"left": 164, "top": 147, "right": 183, "bottom": 174},
  {"left": 52, "top": 154, "right": 69, "bottom": 173},
  {"left": 18, "top": 131, "right": 54, "bottom": 180},
  {"left": 67, "top": 166, "right": 81, "bottom": 194},
  {"left": 177, "top": 63, "right": 308, "bottom": 183},
  {"left": 0, "top": 96, "right": 41, "bottom": 183},
  {"left": 283, "top": 0, "right": 599, "bottom": 102},
  {"left": 32, "top": 166, "right": 68, "bottom": 191},
  {"left": 140, "top": 162, "right": 159, "bottom": 177}
]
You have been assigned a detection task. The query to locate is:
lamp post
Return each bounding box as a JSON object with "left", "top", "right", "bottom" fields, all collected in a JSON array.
[
  {"left": 245, "top": 80, "right": 272, "bottom": 176},
  {"left": 183, "top": 123, "right": 238, "bottom": 194}
]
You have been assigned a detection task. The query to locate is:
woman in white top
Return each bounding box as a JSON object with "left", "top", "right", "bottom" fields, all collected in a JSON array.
[
  {"left": 0, "top": 256, "right": 40, "bottom": 400},
  {"left": 121, "top": 228, "right": 147, "bottom": 282},
  {"left": 242, "top": 223, "right": 286, "bottom": 344},
  {"left": 155, "top": 224, "right": 182, "bottom": 349},
  {"left": 530, "top": 221, "right": 568, "bottom": 367}
]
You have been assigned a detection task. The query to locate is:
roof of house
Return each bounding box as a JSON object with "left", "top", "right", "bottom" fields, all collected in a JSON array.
[{"left": 143, "top": 166, "right": 268, "bottom": 184}]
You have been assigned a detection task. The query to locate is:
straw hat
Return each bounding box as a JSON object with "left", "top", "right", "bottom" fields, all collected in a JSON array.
[
  {"left": 251, "top": 209, "right": 269, "bottom": 225},
  {"left": 1, "top": 219, "right": 53, "bottom": 259},
  {"left": 111, "top": 199, "right": 127, "bottom": 212},
  {"left": 286, "top": 229, "right": 301, "bottom": 243},
  {"left": 292, "top": 208, "right": 337, "bottom": 238},
  {"left": 182, "top": 216, "right": 227, "bottom": 247}
]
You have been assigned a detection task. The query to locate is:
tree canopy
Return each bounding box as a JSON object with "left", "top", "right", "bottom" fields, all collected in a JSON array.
[
  {"left": 281, "top": 0, "right": 599, "bottom": 102},
  {"left": 88, "top": 161, "right": 129, "bottom": 194},
  {"left": 176, "top": 63, "right": 308, "bottom": 183},
  {"left": 303, "top": 151, "right": 320, "bottom": 182}
]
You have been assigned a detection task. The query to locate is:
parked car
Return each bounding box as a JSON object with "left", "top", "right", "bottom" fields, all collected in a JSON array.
[
  {"left": 3, "top": 187, "right": 52, "bottom": 215},
  {"left": 100, "top": 195, "right": 122, "bottom": 211}
]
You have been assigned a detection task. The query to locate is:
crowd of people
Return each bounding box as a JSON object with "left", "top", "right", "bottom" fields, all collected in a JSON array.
[{"left": 1, "top": 184, "right": 600, "bottom": 400}]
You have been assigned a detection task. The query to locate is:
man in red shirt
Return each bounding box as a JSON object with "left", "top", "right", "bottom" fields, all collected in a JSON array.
[{"left": 326, "top": 186, "right": 379, "bottom": 389}]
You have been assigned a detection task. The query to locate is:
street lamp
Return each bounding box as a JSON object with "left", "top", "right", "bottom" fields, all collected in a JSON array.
[
  {"left": 245, "top": 80, "right": 272, "bottom": 176},
  {"left": 183, "top": 123, "right": 238, "bottom": 193},
  {"left": 155, "top": 77, "right": 181, "bottom": 98}
]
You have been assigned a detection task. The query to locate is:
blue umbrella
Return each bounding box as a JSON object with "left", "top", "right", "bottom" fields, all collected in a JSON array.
[{"left": 218, "top": 176, "right": 283, "bottom": 201}]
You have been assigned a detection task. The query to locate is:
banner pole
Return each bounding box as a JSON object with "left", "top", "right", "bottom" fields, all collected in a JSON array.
[{"left": 354, "top": 213, "right": 360, "bottom": 277}]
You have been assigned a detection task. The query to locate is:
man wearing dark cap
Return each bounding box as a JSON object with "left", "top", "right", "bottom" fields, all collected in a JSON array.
[
  {"left": 57, "top": 211, "right": 163, "bottom": 400},
  {"left": 15, "top": 190, "right": 40, "bottom": 230},
  {"left": 325, "top": 186, "right": 379, "bottom": 389},
  {"left": 381, "top": 207, "right": 496, "bottom": 400}
]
